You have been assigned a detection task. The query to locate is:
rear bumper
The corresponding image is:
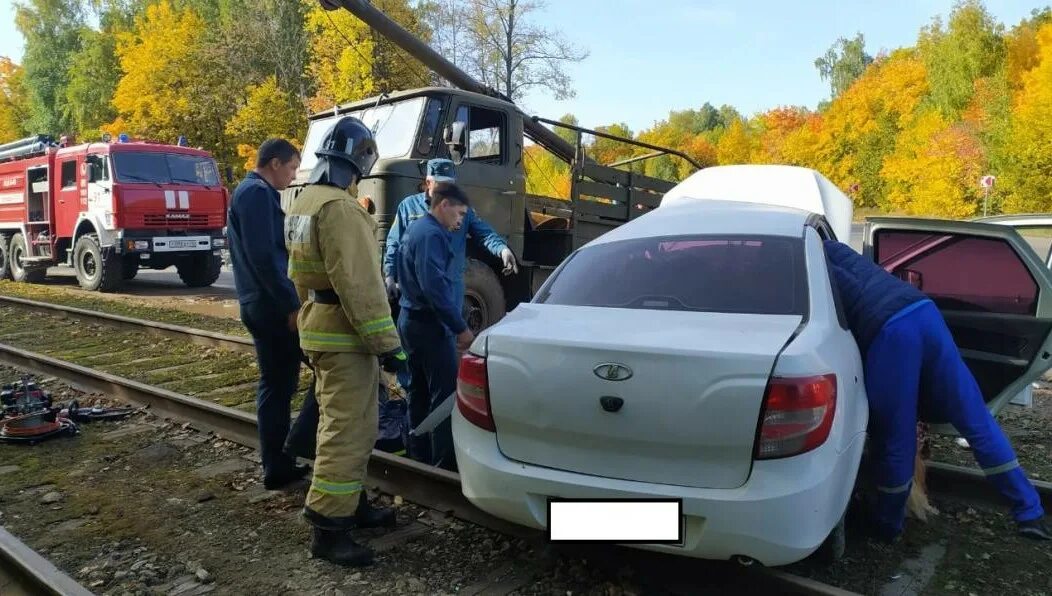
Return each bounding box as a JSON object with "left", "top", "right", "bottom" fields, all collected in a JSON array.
[{"left": 452, "top": 407, "right": 865, "bottom": 567}]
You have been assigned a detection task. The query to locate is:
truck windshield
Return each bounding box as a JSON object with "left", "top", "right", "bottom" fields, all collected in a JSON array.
[
  {"left": 299, "top": 96, "right": 427, "bottom": 173},
  {"left": 112, "top": 152, "right": 220, "bottom": 187}
]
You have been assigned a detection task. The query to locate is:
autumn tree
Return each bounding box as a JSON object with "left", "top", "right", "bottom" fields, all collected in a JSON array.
[
  {"left": 225, "top": 76, "right": 307, "bottom": 173},
  {"left": 14, "top": 0, "right": 84, "bottom": 135},
  {"left": 0, "top": 58, "right": 31, "bottom": 142},
  {"left": 814, "top": 33, "right": 873, "bottom": 99},
  {"left": 882, "top": 110, "right": 985, "bottom": 218},
  {"left": 1000, "top": 22, "right": 1052, "bottom": 213},
  {"left": 110, "top": 1, "right": 241, "bottom": 169},
  {"left": 424, "top": 0, "right": 587, "bottom": 102},
  {"left": 306, "top": 0, "right": 431, "bottom": 112}
]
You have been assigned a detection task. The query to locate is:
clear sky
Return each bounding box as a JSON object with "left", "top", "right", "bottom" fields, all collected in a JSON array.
[{"left": 0, "top": 0, "right": 1046, "bottom": 132}]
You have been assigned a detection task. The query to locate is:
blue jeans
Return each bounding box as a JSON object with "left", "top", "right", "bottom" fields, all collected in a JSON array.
[
  {"left": 865, "top": 300, "right": 1043, "bottom": 538},
  {"left": 397, "top": 309, "right": 458, "bottom": 472},
  {"left": 240, "top": 300, "right": 317, "bottom": 476}
]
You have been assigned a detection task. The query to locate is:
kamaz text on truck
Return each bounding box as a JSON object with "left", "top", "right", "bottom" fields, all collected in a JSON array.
[{"left": 0, "top": 134, "right": 228, "bottom": 292}]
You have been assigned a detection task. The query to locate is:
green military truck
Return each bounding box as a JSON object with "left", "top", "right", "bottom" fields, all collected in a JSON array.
[{"left": 282, "top": 0, "right": 700, "bottom": 334}]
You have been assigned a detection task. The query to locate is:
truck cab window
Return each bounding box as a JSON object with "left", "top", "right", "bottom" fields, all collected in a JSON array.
[
  {"left": 415, "top": 97, "right": 444, "bottom": 156},
  {"left": 455, "top": 105, "right": 504, "bottom": 164},
  {"left": 61, "top": 160, "right": 77, "bottom": 188}
]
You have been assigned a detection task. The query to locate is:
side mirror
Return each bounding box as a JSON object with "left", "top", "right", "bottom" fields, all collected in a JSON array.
[
  {"left": 85, "top": 155, "right": 100, "bottom": 182},
  {"left": 444, "top": 122, "right": 467, "bottom": 165},
  {"left": 897, "top": 268, "right": 923, "bottom": 289}
]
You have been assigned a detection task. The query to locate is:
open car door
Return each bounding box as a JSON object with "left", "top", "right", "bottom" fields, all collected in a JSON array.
[{"left": 864, "top": 217, "right": 1052, "bottom": 432}]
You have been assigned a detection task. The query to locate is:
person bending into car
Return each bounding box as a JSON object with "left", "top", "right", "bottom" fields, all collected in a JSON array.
[{"left": 823, "top": 239, "right": 1050, "bottom": 543}]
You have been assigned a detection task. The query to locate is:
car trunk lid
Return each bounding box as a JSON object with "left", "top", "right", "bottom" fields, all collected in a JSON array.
[{"left": 484, "top": 304, "right": 803, "bottom": 489}]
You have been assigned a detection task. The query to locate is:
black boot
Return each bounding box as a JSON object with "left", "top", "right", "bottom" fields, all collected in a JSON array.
[
  {"left": 355, "top": 492, "right": 397, "bottom": 529},
  {"left": 263, "top": 463, "right": 309, "bottom": 490},
  {"left": 1019, "top": 518, "right": 1052, "bottom": 541},
  {"left": 309, "top": 526, "right": 374, "bottom": 567}
]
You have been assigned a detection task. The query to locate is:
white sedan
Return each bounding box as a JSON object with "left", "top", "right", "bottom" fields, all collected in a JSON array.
[{"left": 452, "top": 165, "right": 1052, "bottom": 567}]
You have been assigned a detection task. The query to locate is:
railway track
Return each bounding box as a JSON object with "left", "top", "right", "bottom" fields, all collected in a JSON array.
[
  {"left": 1, "top": 293, "right": 1049, "bottom": 595},
  {"left": 0, "top": 525, "right": 93, "bottom": 596}
]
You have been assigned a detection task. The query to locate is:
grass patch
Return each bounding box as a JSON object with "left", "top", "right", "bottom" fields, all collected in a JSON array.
[{"left": 0, "top": 280, "right": 248, "bottom": 337}]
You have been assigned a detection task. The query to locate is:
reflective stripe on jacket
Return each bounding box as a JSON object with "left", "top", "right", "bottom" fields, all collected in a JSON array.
[{"left": 285, "top": 184, "right": 401, "bottom": 355}]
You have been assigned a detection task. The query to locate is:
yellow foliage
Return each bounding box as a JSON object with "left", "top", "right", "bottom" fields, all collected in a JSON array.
[
  {"left": 881, "top": 110, "right": 984, "bottom": 218},
  {"left": 716, "top": 119, "right": 756, "bottom": 165},
  {"left": 1001, "top": 22, "right": 1052, "bottom": 213},
  {"left": 111, "top": 1, "right": 204, "bottom": 142},
  {"left": 225, "top": 76, "right": 307, "bottom": 173},
  {"left": 305, "top": 4, "right": 376, "bottom": 113},
  {"left": 813, "top": 49, "right": 929, "bottom": 205},
  {"left": 523, "top": 144, "right": 570, "bottom": 199},
  {"left": 0, "top": 57, "right": 29, "bottom": 143}
]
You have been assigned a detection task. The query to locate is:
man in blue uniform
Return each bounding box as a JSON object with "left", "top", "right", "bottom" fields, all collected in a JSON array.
[
  {"left": 396, "top": 182, "right": 476, "bottom": 471},
  {"left": 227, "top": 138, "right": 316, "bottom": 489},
  {"left": 383, "top": 158, "right": 518, "bottom": 308},
  {"left": 824, "top": 239, "right": 1050, "bottom": 542}
]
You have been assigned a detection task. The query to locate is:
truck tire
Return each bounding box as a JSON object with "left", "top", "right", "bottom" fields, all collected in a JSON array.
[
  {"left": 463, "top": 258, "right": 506, "bottom": 335},
  {"left": 9, "top": 233, "right": 46, "bottom": 284},
  {"left": 0, "top": 235, "right": 10, "bottom": 280},
  {"left": 73, "top": 234, "right": 122, "bottom": 292},
  {"left": 121, "top": 256, "right": 139, "bottom": 280},
  {"left": 176, "top": 253, "right": 222, "bottom": 288}
]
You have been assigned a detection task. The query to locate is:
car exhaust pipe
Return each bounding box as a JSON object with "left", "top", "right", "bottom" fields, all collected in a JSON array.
[{"left": 733, "top": 555, "right": 757, "bottom": 567}]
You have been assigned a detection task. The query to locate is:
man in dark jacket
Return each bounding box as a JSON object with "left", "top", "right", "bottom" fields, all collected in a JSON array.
[
  {"left": 823, "top": 239, "right": 1050, "bottom": 542},
  {"left": 228, "top": 138, "right": 315, "bottom": 489},
  {"left": 396, "top": 182, "right": 475, "bottom": 472}
]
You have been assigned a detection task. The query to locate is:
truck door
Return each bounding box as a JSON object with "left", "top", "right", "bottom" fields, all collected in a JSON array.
[
  {"left": 55, "top": 156, "right": 82, "bottom": 238},
  {"left": 864, "top": 217, "right": 1052, "bottom": 432},
  {"left": 86, "top": 154, "right": 112, "bottom": 227},
  {"left": 445, "top": 101, "right": 521, "bottom": 244}
]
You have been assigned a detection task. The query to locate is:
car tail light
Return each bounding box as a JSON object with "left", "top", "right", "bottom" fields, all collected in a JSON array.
[
  {"left": 754, "top": 374, "right": 837, "bottom": 460},
  {"left": 457, "top": 352, "right": 495, "bottom": 431}
]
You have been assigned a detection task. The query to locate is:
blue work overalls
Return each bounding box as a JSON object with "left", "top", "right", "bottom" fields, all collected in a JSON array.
[
  {"left": 396, "top": 213, "right": 469, "bottom": 472},
  {"left": 824, "top": 240, "right": 1044, "bottom": 540}
]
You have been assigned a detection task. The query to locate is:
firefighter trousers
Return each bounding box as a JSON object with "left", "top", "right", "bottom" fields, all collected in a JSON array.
[
  {"left": 301, "top": 349, "right": 379, "bottom": 529},
  {"left": 865, "top": 299, "right": 1044, "bottom": 538}
]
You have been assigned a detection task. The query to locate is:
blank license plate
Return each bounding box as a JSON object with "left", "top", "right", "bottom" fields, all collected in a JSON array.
[{"left": 547, "top": 499, "right": 682, "bottom": 543}]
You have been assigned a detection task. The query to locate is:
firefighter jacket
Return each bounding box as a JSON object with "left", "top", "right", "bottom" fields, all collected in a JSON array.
[{"left": 285, "top": 184, "right": 401, "bottom": 355}]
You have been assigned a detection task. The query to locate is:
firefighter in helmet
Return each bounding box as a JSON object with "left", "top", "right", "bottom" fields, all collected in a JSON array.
[{"left": 284, "top": 116, "right": 408, "bottom": 567}]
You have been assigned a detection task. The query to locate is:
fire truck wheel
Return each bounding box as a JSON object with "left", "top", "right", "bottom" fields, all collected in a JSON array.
[
  {"left": 121, "top": 256, "right": 139, "bottom": 280},
  {"left": 176, "top": 253, "right": 222, "bottom": 288},
  {"left": 8, "top": 233, "right": 45, "bottom": 284},
  {"left": 73, "top": 234, "right": 122, "bottom": 292},
  {"left": 0, "top": 235, "right": 10, "bottom": 280}
]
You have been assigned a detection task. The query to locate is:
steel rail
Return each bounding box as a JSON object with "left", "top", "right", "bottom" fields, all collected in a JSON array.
[{"left": 0, "top": 525, "right": 95, "bottom": 596}]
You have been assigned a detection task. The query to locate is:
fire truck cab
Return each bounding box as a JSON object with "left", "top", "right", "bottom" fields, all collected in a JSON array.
[{"left": 0, "top": 134, "right": 228, "bottom": 292}]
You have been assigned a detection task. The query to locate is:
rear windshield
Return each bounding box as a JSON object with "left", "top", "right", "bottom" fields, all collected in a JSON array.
[
  {"left": 112, "top": 152, "right": 220, "bottom": 186},
  {"left": 535, "top": 235, "right": 808, "bottom": 315}
]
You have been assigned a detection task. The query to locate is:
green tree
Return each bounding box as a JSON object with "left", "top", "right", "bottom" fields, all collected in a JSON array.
[
  {"left": 14, "top": 0, "right": 85, "bottom": 135},
  {"left": 65, "top": 28, "right": 121, "bottom": 138},
  {"left": 918, "top": 0, "right": 1006, "bottom": 118},
  {"left": 814, "top": 32, "right": 874, "bottom": 99},
  {"left": 225, "top": 75, "right": 307, "bottom": 173}
]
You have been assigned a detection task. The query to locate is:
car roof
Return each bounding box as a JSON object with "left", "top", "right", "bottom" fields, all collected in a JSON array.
[{"left": 586, "top": 198, "right": 811, "bottom": 248}]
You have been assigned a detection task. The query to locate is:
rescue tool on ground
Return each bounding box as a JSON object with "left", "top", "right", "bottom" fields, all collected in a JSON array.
[{"left": 0, "top": 133, "right": 228, "bottom": 292}]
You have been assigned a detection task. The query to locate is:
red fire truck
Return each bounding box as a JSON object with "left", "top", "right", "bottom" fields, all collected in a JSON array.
[{"left": 0, "top": 134, "right": 228, "bottom": 292}]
